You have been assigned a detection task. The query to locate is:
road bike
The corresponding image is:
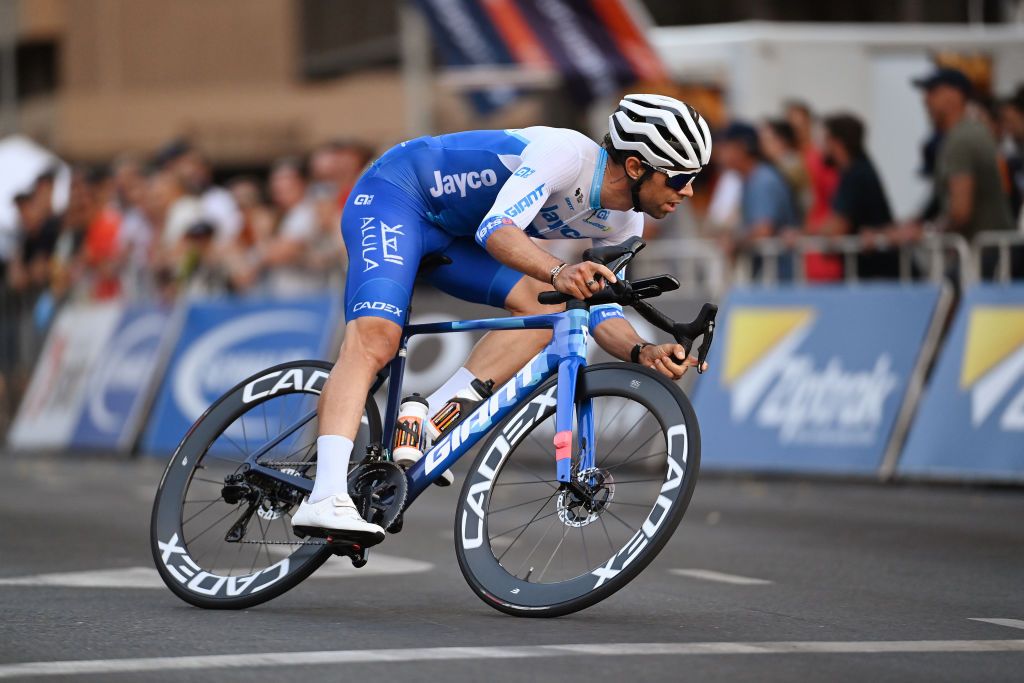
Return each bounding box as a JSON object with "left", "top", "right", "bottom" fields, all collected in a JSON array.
[{"left": 150, "top": 237, "right": 717, "bottom": 617}]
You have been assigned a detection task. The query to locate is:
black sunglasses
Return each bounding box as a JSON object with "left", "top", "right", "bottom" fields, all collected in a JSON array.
[{"left": 640, "top": 160, "right": 699, "bottom": 191}]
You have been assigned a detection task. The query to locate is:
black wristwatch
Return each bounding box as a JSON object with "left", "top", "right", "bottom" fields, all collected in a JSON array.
[{"left": 630, "top": 343, "right": 652, "bottom": 364}]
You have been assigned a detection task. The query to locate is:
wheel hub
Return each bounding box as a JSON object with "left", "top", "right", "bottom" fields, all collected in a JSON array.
[{"left": 557, "top": 468, "right": 614, "bottom": 528}]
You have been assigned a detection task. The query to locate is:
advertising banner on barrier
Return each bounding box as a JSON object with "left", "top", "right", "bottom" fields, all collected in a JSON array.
[
  {"left": 7, "top": 301, "right": 123, "bottom": 450},
  {"left": 692, "top": 285, "right": 942, "bottom": 475},
  {"left": 141, "top": 295, "right": 339, "bottom": 455},
  {"left": 69, "top": 304, "right": 177, "bottom": 452},
  {"left": 899, "top": 284, "right": 1024, "bottom": 481}
]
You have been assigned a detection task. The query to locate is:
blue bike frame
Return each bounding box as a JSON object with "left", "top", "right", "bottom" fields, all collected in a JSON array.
[
  {"left": 395, "top": 306, "right": 594, "bottom": 506},
  {"left": 245, "top": 306, "right": 597, "bottom": 509}
]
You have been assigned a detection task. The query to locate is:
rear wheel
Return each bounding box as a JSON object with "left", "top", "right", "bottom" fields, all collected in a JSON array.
[
  {"left": 150, "top": 360, "right": 381, "bottom": 609},
  {"left": 454, "top": 363, "right": 700, "bottom": 617}
]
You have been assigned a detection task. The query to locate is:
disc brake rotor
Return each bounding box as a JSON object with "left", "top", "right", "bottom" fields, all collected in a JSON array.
[{"left": 557, "top": 468, "right": 615, "bottom": 528}]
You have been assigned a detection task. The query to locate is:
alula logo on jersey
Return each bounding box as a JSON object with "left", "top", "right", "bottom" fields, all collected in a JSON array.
[
  {"left": 504, "top": 183, "right": 546, "bottom": 217},
  {"left": 724, "top": 307, "right": 899, "bottom": 445},
  {"left": 428, "top": 169, "right": 498, "bottom": 198},
  {"left": 960, "top": 307, "right": 1024, "bottom": 430}
]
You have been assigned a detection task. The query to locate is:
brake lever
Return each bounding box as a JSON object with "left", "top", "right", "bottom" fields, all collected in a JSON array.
[{"left": 633, "top": 301, "right": 718, "bottom": 374}]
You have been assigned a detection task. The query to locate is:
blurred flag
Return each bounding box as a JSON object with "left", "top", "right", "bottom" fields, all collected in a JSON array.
[{"left": 414, "top": 0, "right": 668, "bottom": 112}]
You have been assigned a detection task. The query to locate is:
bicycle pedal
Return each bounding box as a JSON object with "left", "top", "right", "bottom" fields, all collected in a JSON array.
[{"left": 325, "top": 538, "right": 371, "bottom": 568}]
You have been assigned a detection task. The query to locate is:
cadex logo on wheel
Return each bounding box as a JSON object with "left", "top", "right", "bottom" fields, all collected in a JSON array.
[{"left": 142, "top": 296, "right": 338, "bottom": 455}]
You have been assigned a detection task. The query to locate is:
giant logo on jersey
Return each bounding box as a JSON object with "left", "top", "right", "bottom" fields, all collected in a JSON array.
[
  {"left": 504, "top": 183, "right": 546, "bottom": 217},
  {"left": 900, "top": 285, "right": 1024, "bottom": 480},
  {"left": 694, "top": 285, "right": 941, "bottom": 474},
  {"left": 428, "top": 169, "right": 498, "bottom": 198}
]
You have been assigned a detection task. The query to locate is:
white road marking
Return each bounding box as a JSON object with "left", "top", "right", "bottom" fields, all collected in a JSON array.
[
  {"left": 1, "top": 640, "right": 1022, "bottom": 679},
  {"left": 669, "top": 569, "right": 773, "bottom": 585},
  {"left": 0, "top": 554, "right": 432, "bottom": 589},
  {"left": 970, "top": 618, "right": 1024, "bottom": 631}
]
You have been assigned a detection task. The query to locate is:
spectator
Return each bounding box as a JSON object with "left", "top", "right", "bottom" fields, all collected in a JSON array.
[
  {"left": 9, "top": 187, "right": 59, "bottom": 296},
  {"left": 222, "top": 176, "right": 276, "bottom": 292},
  {"left": 80, "top": 167, "right": 123, "bottom": 300},
  {"left": 913, "top": 67, "right": 1016, "bottom": 278},
  {"left": 716, "top": 121, "right": 801, "bottom": 280},
  {"left": 112, "top": 157, "right": 157, "bottom": 299},
  {"left": 258, "top": 157, "right": 321, "bottom": 295},
  {"left": 785, "top": 100, "right": 839, "bottom": 229},
  {"left": 786, "top": 100, "right": 842, "bottom": 281},
  {"left": 999, "top": 87, "right": 1024, "bottom": 223},
  {"left": 155, "top": 139, "right": 242, "bottom": 245},
  {"left": 822, "top": 113, "right": 898, "bottom": 279},
  {"left": 310, "top": 139, "right": 374, "bottom": 211},
  {"left": 760, "top": 119, "right": 811, "bottom": 213}
]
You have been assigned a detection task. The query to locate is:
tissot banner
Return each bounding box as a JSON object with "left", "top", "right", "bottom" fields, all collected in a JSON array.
[
  {"left": 693, "top": 285, "right": 942, "bottom": 475},
  {"left": 899, "top": 284, "right": 1024, "bottom": 481},
  {"left": 70, "top": 304, "right": 176, "bottom": 452},
  {"left": 141, "top": 296, "right": 339, "bottom": 455}
]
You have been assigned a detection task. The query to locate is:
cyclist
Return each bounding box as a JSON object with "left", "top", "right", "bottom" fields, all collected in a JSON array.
[{"left": 291, "top": 94, "right": 713, "bottom": 543}]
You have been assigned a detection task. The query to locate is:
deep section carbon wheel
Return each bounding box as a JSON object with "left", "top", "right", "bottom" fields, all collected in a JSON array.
[
  {"left": 454, "top": 363, "right": 700, "bottom": 617},
  {"left": 151, "top": 360, "right": 381, "bottom": 609}
]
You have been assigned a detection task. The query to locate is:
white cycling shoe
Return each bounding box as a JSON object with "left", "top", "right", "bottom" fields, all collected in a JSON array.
[
  {"left": 291, "top": 495, "right": 386, "bottom": 546},
  {"left": 394, "top": 452, "right": 454, "bottom": 487}
]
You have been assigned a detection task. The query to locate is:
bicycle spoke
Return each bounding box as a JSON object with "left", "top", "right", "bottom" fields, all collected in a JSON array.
[
  {"left": 182, "top": 498, "right": 223, "bottom": 526},
  {"left": 579, "top": 524, "right": 591, "bottom": 576},
  {"left": 494, "top": 492, "right": 560, "bottom": 563},
  {"left": 601, "top": 412, "right": 648, "bottom": 465},
  {"left": 186, "top": 503, "right": 244, "bottom": 544},
  {"left": 600, "top": 428, "right": 660, "bottom": 470},
  {"left": 536, "top": 522, "right": 571, "bottom": 582},
  {"left": 513, "top": 511, "right": 561, "bottom": 578},
  {"left": 602, "top": 451, "right": 667, "bottom": 472},
  {"left": 602, "top": 506, "right": 637, "bottom": 533},
  {"left": 222, "top": 433, "right": 249, "bottom": 460},
  {"left": 493, "top": 479, "right": 560, "bottom": 487},
  {"left": 488, "top": 494, "right": 558, "bottom": 516},
  {"left": 598, "top": 514, "right": 616, "bottom": 554}
]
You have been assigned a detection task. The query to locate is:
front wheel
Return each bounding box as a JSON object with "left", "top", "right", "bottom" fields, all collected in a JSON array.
[{"left": 454, "top": 363, "right": 700, "bottom": 617}]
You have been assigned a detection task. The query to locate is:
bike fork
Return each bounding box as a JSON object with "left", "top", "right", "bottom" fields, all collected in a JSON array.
[{"left": 552, "top": 308, "right": 593, "bottom": 484}]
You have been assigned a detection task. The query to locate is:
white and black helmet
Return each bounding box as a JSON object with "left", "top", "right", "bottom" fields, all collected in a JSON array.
[{"left": 608, "top": 93, "right": 712, "bottom": 171}]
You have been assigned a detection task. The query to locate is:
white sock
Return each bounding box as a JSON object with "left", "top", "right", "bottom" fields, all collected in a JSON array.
[
  {"left": 310, "top": 435, "right": 354, "bottom": 503},
  {"left": 426, "top": 366, "right": 477, "bottom": 412}
]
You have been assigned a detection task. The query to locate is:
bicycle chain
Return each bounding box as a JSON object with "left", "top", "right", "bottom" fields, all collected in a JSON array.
[{"left": 233, "top": 538, "right": 326, "bottom": 546}]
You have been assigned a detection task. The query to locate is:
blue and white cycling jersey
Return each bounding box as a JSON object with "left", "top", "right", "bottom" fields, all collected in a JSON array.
[{"left": 342, "top": 126, "right": 639, "bottom": 326}]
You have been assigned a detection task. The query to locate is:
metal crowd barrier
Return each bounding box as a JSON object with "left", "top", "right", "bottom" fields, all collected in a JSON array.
[
  {"left": 736, "top": 233, "right": 974, "bottom": 290},
  {"left": 630, "top": 237, "right": 730, "bottom": 298},
  {"left": 974, "top": 230, "right": 1024, "bottom": 283}
]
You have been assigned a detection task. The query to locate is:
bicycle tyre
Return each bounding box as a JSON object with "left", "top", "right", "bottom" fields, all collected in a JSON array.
[
  {"left": 454, "top": 363, "right": 700, "bottom": 617},
  {"left": 151, "top": 359, "right": 382, "bottom": 610}
]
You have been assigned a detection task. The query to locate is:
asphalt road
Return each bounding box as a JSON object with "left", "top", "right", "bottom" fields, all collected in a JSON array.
[{"left": 1, "top": 453, "right": 1022, "bottom": 682}]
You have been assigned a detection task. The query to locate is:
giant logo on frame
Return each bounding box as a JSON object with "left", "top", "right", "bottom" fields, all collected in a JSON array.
[
  {"left": 960, "top": 306, "right": 1024, "bottom": 430},
  {"left": 723, "top": 307, "right": 899, "bottom": 446}
]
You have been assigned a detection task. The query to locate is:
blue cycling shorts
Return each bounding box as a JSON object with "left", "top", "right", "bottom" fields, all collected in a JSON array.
[{"left": 341, "top": 173, "right": 524, "bottom": 325}]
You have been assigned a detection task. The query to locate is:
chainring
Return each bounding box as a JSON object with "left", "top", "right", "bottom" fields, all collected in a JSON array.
[{"left": 348, "top": 461, "right": 407, "bottom": 532}]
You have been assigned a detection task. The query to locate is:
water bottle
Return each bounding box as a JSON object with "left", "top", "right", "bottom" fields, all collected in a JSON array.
[
  {"left": 426, "top": 378, "right": 494, "bottom": 441},
  {"left": 393, "top": 394, "right": 429, "bottom": 467}
]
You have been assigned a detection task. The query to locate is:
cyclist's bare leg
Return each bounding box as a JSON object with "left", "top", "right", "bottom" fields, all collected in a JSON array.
[
  {"left": 320, "top": 316, "right": 402, "bottom": 439},
  {"left": 464, "top": 275, "right": 559, "bottom": 386}
]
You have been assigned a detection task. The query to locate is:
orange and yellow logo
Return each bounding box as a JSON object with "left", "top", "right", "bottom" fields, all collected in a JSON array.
[
  {"left": 722, "top": 307, "right": 815, "bottom": 386},
  {"left": 960, "top": 307, "right": 1024, "bottom": 389}
]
